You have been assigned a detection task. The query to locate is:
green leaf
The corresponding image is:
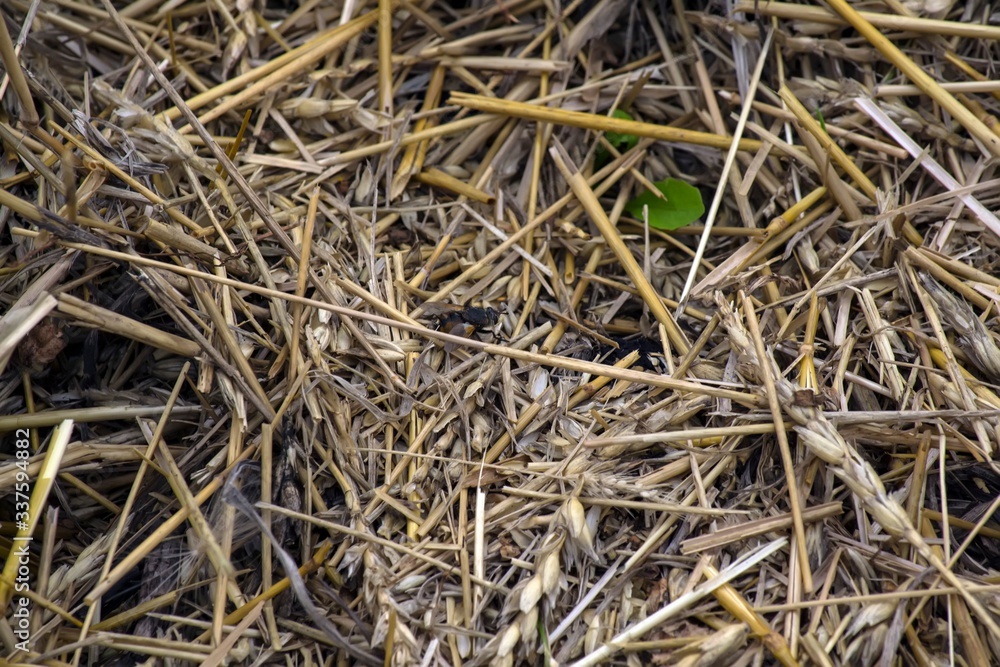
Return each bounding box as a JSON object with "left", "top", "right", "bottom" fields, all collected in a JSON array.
[
  {"left": 625, "top": 178, "right": 705, "bottom": 230},
  {"left": 605, "top": 109, "right": 639, "bottom": 152},
  {"left": 596, "top": 109, "right": 639, "bottom": 165}
]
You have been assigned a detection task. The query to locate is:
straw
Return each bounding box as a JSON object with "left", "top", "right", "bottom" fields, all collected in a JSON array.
[{"left": 6, "top": 1, "right": 1000, "bottom": 663}]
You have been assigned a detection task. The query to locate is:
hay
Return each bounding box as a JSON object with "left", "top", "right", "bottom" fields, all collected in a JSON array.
[{"left": 3, "top": 0, "right": 1000, "bottom": 665}]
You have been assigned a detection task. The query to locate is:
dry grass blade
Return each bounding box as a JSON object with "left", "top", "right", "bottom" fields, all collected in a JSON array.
[
  {"left": 855, "top": 97, "right": 1000, "bottom": 240},
  {"left": 55, "top": 293, "right": 200, "bottom": 358}
]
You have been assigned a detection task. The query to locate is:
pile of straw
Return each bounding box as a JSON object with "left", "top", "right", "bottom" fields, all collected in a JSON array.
[{"left": 3, "top": 0, "right": 1000, "bottom": 665}]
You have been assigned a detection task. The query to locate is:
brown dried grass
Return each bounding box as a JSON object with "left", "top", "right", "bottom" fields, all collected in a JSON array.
[{"left": 3, "top": 0, "right": 1000, "bottom": 665}]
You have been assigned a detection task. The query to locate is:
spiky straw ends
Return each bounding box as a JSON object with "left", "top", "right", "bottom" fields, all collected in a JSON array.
[
  {"left": 714, "top": 292, "right": 1000, "bottom": 639},
  {"left": 918, "top": 273, "right": 1000, "bottom": 382}
]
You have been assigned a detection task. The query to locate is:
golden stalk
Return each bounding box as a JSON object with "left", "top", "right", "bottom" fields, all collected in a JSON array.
[
  {"left": 451, "top": 91, "right": 767, "bottom": 152},
  {"left": 56, "top": 293, "right": 201, "bottom": 358},
  {"left": 716, "top": 294, "right": 1000, "bottom": 640},
  {"left": 778, "top": 86, "right": 876, "bottom": 201},
  {"left": 740, "top": 293, "right": 813, "bottom": 592},
  {"left": 734, "top": 1, "right": 1000, "bottom": 40},
  {"left": 0, "top": 420, "right": 72, "bottom": 606},
  {"left": 549, "top": 143, "right": 690, "bottom": 354},
  {"left": 824, "top": 0, "right": 1000, "bottom": 157}
]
